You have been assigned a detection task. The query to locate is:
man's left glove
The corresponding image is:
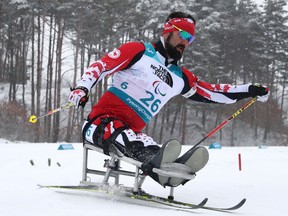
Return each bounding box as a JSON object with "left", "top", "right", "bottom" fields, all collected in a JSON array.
[
  {"left": 248, "top": 84, "right": 270, "bottom": 102},
  {"left": 68, "top": 86, "right": 89, "bottom": 108}
]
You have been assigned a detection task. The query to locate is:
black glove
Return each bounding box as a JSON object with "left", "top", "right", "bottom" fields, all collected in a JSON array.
[
  {"left": 68, "top": 86, "right": 89, "bottom": 108},
  {"left": 248, "top": 84, "right": 270, "bottom": 102}
]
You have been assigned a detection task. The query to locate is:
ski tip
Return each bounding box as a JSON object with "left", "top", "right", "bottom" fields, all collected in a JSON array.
[
  {"left": 240, "top": 198, "right": 247, "bottom": 205},
  {"left": 200, "top": 198, "right": 209, "bottom": 206},
  {"left": 224, "top": 198, "right": 247, "bottom": 211}
]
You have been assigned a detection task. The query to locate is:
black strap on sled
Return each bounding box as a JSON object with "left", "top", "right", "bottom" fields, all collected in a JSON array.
[{"left": 82, "top": 115, "right": 128, "bottom": 155}]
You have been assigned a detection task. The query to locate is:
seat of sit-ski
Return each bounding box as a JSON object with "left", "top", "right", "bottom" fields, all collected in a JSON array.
[
  {"left": 84, "top": 143, "right": 195, "bottom": 180},
  {"left": 84, "top": 143, "right": 143, "bottom": 167}
]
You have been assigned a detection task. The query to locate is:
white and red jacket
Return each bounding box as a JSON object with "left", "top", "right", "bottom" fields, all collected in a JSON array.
[{"left": 76, "top": 38, "right": 251, "bottom": 132}]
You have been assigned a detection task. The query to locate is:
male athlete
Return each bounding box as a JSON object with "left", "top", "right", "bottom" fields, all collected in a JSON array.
[{"left": 68, "top": 12, "right": 269, "bottom": 187}]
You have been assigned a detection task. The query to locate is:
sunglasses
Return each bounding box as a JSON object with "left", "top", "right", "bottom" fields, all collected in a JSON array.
[{"left": 168, "top": 22, "right": 195, "bottom": 44}]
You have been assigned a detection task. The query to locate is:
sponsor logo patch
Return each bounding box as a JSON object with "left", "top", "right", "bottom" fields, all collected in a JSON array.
[{"left": 150, "top": 64, "right": 173, "bottom": 87}]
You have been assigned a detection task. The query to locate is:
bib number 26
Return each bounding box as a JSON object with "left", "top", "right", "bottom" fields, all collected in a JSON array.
[{"left": 140, "top": 91, "right": 161, "bottom": 113}]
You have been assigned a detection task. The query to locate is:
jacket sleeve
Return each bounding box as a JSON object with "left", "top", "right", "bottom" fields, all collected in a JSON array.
[
  {"left": 76, "top": 42, "right": 145, "bottom": 91},
  {"left": 181, "top": 67, "right": 251, "bottom": 104}
]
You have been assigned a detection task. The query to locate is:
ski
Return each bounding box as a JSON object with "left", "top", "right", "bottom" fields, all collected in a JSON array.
[
  {"left": 133, "top": 193, "right": 246, "bottom": 211},
  {"left": 200, "top": 198, "right": 246, "bottom": 211},
  {"left": 129, "top": 193, "right": 208, "bottom": 209},
  {"left": 38, "top": 184, "right": 245, "bottom": 212},
  {"left": 38, "top": 184, "right": 207, "bottom": 210}
]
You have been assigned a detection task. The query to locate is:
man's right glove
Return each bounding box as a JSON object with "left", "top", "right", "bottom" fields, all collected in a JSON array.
[
  {"left": 248, "top": 84, "right": 270, "bottom": 102},
  {"left": 68, "top": 86, "right": 89, "bottom": 108}
]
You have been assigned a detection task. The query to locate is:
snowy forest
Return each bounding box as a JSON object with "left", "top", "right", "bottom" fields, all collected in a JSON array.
[{"left": 0, "top": 0, "right": 288, "bottom": 146}]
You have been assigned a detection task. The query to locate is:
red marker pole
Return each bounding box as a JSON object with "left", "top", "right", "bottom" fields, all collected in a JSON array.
[{"left": 238, "top": 153, "right": 242, "bottom": 171}]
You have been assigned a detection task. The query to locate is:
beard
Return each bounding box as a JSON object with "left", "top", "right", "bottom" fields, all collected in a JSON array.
[{"left": 164, "top": 33, "right": 185, "bottom": 61}]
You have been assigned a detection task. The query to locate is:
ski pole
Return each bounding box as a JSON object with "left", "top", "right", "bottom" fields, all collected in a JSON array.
[
  {"left": 178, "top": 97, "right": 257, "bottom": 161},
  {"left": 29, "top": 102, "right": 73, "bottom": 123}
]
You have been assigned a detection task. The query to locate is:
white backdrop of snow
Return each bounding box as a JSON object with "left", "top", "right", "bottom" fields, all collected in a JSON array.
[{"left": 1, "top": 139, "right": 288, "bottom": 216}]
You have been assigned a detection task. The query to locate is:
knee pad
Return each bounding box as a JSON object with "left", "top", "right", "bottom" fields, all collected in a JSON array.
[{"left": 82, "top": 115, "right": 128, "bottom": 155}]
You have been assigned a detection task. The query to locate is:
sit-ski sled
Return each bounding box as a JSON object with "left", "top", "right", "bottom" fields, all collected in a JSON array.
[
  {"left": 76, "top": 141, "right": 245, "bottom": 211},
  {"left": 40, "top": 140, "right": 246, "bottom": 212},
  {"left": 81, "top": 141, "right": 197, "bottom": 199}
]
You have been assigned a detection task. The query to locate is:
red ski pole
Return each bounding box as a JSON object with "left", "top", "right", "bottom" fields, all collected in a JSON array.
[{"left": 178, "top": 97, "right": 257, "bottom": 161}]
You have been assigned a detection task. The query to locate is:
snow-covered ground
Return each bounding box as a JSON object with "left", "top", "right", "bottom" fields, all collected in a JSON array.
[{"left": 1, "top": 139, "right": 287, "bottom": 216}]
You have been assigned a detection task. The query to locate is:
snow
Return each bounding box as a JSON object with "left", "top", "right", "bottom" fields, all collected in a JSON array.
[{"left": 1, "top": 139, "right": 288, "bottom": 216}]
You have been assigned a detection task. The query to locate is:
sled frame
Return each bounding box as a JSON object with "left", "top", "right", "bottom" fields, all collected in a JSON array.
[
  {"left": 81, "top": 142, "right": 195, "bottom": 198},
  {"left": 81, "top": 142, "right": 146, "bottom": 193}
]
